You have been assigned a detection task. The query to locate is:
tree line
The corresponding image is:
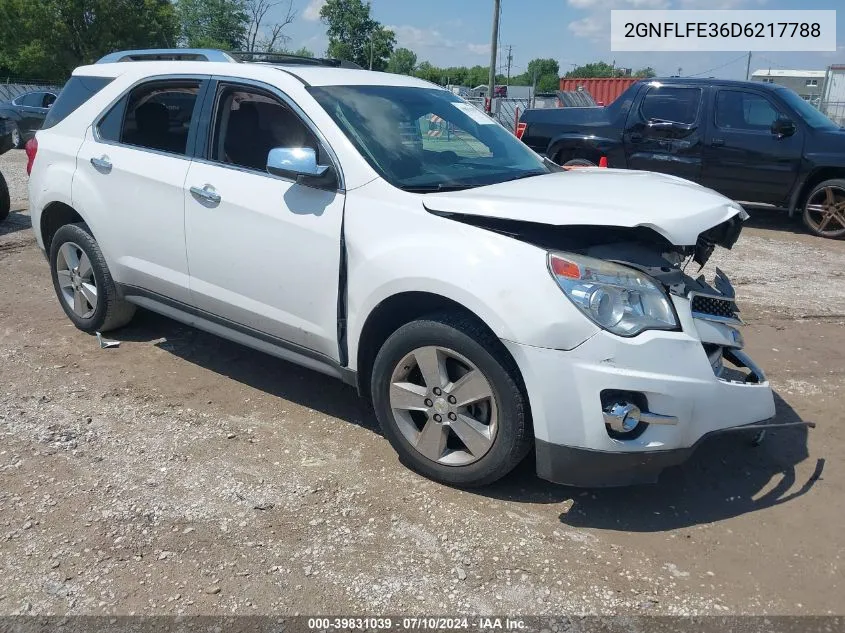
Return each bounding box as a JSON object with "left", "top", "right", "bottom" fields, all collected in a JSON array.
[{"left": 0, "top": 0, "right": 655, "bottom": 88}]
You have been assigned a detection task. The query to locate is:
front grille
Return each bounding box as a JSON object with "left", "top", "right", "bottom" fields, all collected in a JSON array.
[{"left": 691, "top": 294, "right": 738, "bottom": 320}]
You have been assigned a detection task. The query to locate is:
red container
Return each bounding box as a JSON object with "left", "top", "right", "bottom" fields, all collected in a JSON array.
[{"left": 559, "top": 77, "right": 640, "bottom": 106}]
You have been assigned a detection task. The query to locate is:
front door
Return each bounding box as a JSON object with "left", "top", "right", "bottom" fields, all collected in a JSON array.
[
  {"left": 184, "top": 80, "right": 345, "bottom": 361},
  {"left": 701, "top": 88, "right": 803, "bottom": 205},
  {"left": 623, "top": 84, "right": 706, "bottom": 182},
  {"left": 73, "top": 77, "right": 207, "bottom": 303}
]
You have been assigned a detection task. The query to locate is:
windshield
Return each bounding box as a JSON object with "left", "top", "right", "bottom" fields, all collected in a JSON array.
[
  {"left": 308, "top": 85, "right": 552, "bottom": 192},
  {"left": 776, "top": 87, "right": 839, "bottom": 129}
]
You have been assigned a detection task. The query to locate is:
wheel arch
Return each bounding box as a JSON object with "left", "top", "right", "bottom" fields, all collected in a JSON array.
[
  {"left": 790, "top": 166, "right": 845, "bottom": 216},
  {"left": 354, "top": 291, "right": 526, "bottom": 403},
  {"left": 40, "top": 201, "right": 87, "bottom": 253}
]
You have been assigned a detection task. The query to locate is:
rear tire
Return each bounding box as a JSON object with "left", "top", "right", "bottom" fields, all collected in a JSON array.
[
  {"left": 49, "top": 223, "right": 136, "bottom": 333},
  {"left": 0, "top": 171, "right": 9, "bottom": 223},
  {"left": 563, "top": 158, "right": 596, "bottom": 168},
  {"left": 803, "top": 178, "right": 845, "bottom": 239},
  {"left": 371, "top": 312, "right": 533, "bottom": 487}
]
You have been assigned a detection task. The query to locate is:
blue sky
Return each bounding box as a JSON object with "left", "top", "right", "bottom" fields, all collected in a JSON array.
[{"left": 280, "top": 0, "right": 843, "bottom": 79}]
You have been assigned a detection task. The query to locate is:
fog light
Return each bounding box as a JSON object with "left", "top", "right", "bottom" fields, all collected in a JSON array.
[{"left": 603, "top": 401, "right": 641, "bottom": 434}]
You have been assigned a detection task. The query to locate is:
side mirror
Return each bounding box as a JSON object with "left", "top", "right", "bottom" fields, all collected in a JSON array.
[
  {"left": 266, "top": 147, "right": 329, "bottom": 180},
  {"left": 772, "top": 117, "right": 796, "bottom": 138}
]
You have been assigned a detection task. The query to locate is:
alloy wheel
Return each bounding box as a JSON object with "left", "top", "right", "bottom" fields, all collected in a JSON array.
[
  {"left": 389, "top": 345, "right": 498, "bottom": 466},
  {"left": 805, "top": 185, "right": 845, "bottom": 238},
  {"left": 55, "top": 241, "right": 98, "bottom": 319}
]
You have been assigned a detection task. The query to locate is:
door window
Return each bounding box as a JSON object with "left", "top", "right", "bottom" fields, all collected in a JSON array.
[
  {"left": 98, "top": 80, "right": 202, "bottom": 155},
  {"left": 20, "top": 92, "right": 45, "bottom": 107},
  {"left": 209, "top": 85, "right": 319, "bottom": 172},
  {"left": 639, "top": 87, "right": 702, "bottom": 124},
  {"left": 715, "top": 90, "right": 780, "bottom": 131},
  {"left": 43, "top": 93, "right": 57, "bottom": 108}
]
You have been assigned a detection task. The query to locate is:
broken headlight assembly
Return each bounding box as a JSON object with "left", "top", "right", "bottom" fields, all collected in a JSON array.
[{"left": 548, "top": 252, "right": 678, "bottom": 337}]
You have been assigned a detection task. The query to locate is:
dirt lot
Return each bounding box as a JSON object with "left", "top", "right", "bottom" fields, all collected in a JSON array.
[{"left": 1, "top": 149, "right": 843, "bottom": 616}]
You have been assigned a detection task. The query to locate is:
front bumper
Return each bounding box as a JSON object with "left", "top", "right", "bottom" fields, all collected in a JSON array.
[{"left": 504, "top": 313, "right": 782, "bottom": 487}]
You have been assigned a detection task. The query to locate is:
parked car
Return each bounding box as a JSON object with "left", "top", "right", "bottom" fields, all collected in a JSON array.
[
  {"left": 0, "top": 89, "right": 58, "bottom": 148},
  {"left": 518, "top": 78, "right": 845, "bottom": 239},
  {"left": 0, "top": 118, "right": 12, "bottom": 222},
  {"left": 28, "top": 49, "right": 795, "bottom": 488}
]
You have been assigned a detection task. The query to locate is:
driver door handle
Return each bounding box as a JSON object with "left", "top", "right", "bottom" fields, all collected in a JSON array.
[{"left": 190, "top": 184, "right": 221, "bottom": 205}]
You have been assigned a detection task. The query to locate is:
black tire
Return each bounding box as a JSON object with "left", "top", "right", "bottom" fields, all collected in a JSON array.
[
  {"left": 563, "top": 158, "right": 596, "bottom": 167},
  {"left": 371, "top": 312, "right": 533, "bottom": 487},
  {"left": 49, "top": 223, "right": 136, "bottom": 332},
  {"left": 802, "top": 178, "right": 845, "bottom": 239},
  {"left": 10, "top": 123, "right": 23, "bottom": 150},
  {"left": 0, "top": 171, "right": 9, "bottom": 224}
]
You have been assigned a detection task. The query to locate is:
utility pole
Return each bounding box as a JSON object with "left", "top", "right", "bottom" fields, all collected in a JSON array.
[
  {"left": 486, "top": 0, "right": 501, "bottom": 112},
  {"left": 506, "top": 45, "right": 513, "bottom": 86},
  {"left": 745, "top": 51, "right": 752, "bottom": 80}
]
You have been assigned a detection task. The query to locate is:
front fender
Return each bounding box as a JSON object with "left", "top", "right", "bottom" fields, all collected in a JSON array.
[{"left": 343, "top": 181, "right": 599, "bottom": 371}]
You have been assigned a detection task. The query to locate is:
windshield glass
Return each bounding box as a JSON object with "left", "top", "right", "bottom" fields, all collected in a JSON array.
[
  {"left": 776, "top": 87, "right": 839, "bottom": 129},
  {"left": 308, "top": 85, "right": 552, "bottom": 192}
]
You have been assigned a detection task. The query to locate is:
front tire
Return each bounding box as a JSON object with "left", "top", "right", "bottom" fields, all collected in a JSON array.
[
  {"left": 803, "top": 179, "right": 845, "bottom": 239},
  {"left": 371, "top": 312, "right": 533, "bottom": 487},
  {"left": 49, "top": 223, "right": 136, "bottom": 332},
  {"left": 563, "top": 158, "right": 596, "bottom": 168},
  {"left": 0, "top": 171, "right": 9, "bottom": 223}
]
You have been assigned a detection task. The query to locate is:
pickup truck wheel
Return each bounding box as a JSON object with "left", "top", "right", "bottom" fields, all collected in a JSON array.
[
  {"left": 0, "top": 171, "right": 9, "bottom": 223},
  {"left": 563, "top": 158, "right": 595, "bottom": 167},
  {"left": 803, "top": 179, "right": 845, "bottom": 239},
  {"left": 49, "top": 223, "right": 136, "bottom": 333},
  {"left": 371, "top": 313, "right": 532, "bottom": 487}
]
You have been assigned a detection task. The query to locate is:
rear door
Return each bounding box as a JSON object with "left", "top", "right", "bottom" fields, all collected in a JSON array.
[
  {"left": 623, "top": 84, "right": 706, "bottom": 182},
  {"left": 74, "top": 76, "right": 209, "bottom": 304},
  {"left": 701, "top": 88, "right": 803, "bottom": 205}
]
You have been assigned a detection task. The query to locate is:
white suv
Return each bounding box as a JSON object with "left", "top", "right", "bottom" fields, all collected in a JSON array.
[{"left": 29, "top": 49, "right": 782, "bottom": 487}]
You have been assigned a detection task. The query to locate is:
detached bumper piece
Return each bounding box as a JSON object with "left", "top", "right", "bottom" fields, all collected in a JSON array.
[{"left": 536, "top": 416, "right": 816, "bottom": 488}]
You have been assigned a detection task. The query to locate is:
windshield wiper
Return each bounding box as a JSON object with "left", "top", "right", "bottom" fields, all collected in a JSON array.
[{"left": 402, "top": 184, "right": 478, "bottom": 193}]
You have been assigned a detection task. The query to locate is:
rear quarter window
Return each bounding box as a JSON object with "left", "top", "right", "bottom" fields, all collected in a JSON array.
[{"left": 42, "top": 76, "right": 113, "bottom": 130}]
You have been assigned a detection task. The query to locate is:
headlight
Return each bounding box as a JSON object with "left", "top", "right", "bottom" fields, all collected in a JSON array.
[{"left": 547, "top": 252, "right": 678, "bottom": 337}]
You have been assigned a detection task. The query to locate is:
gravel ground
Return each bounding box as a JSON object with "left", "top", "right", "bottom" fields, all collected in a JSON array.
[{"left": 0, "top": 149, "right": 843, "bottom": 617}]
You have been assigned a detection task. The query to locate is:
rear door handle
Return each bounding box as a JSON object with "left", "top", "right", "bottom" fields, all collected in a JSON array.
[
  {"left": 711, "top": 138, "right": 725, "bottom": 147},
  {"left": 190, "top": 184, "right": 221, "bottom": 205},
  {"left": 90, "top": 155, "right": 112, "bottom": 171}
]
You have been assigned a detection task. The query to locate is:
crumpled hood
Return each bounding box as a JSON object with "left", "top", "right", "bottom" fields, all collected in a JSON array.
[{"left": 422, "top": 169, "right": 747, "bottom": 246}]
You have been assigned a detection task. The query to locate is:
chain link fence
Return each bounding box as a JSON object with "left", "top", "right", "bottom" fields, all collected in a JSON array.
[
  {"left": 820, "top": 100, "right": 845, "bottom": 127},
  {"left": 1, "top": 79, "right": 62, "bottom": 103}
]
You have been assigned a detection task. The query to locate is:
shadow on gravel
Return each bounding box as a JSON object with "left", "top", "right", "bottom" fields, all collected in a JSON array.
[
  {"left": 114, "top": 309, "right": 379, "bottom": 434},
  {"left": 0, "top": 209, "right": 31, "bottom": 237},
  {"left": 741, "top": 205, "right": 809, "bottom": 237},
  {"left": 483, "top": 393, "right": 822, "bottom": 531},
  {"left": 114, "top": 311, "right": 821, "bottom": 530}
]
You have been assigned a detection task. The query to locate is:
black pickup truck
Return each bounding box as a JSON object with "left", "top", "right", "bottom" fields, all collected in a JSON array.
[{"left": 519, "top": 78, "right": 845, "bottom": 238}]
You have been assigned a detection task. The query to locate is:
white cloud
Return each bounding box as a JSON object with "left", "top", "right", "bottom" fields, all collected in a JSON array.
[
  {"left": 303, "top": 0, "right": 325, "bottom": 21},
  {"left": 389, "top": 25, "right": 456, "bottom": 49},
  {"left": 467, "top": 43, "right": 490, "bottom": 56},
  {"left": 568, "top": 16, "right": 605, "bottom": 39}
]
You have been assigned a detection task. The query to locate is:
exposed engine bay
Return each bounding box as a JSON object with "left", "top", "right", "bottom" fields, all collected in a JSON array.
[{"left": 431, "top": 211, "right": 745, "bottom": 306}]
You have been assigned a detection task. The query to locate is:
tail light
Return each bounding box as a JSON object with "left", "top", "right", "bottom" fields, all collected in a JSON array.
[
  {"left": 515, "top": 122, "right": 527, "bottom": 140},
  {"left": 25, "top": 137, "right": 38, "bottom": 176},
  {"left": 598, "top": 156, "right": 608, "bottom": 168}
]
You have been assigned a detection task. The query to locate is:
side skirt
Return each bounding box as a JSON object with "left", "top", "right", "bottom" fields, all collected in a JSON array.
[{"left": 119, "top": 285, "right": 357, "bottom": 387}]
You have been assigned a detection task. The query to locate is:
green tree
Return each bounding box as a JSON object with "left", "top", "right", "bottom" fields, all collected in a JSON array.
[
  {"left": 320, "top": 0, "right": 394, "bottom": 70},
  {"left": 387, "top": 47, "right": 416, "bottom": 75},
  {"left": 0, "top": 0, "right": 179, "bottom": 81},
  {"left": 176, "top": 0, "right": 248, "bottom": 50},
  {"left": 634, "top": 66, "right": 656, "bottom": 78},
  {"left": 290, "top": 46, "right": 314, "bottom": 58}
]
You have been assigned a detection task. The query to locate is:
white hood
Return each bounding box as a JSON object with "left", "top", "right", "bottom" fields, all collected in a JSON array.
[{"left": 422, "top": 169, "right": 747, "bottom": 247}]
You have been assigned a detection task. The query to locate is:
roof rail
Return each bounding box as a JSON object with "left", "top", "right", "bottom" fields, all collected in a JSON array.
[
  {"left": 231, "top": 51, "right": 363, "bottom": 70},
  {"left": 95, "top": 49, "right": 238, "bottom": 64}
]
